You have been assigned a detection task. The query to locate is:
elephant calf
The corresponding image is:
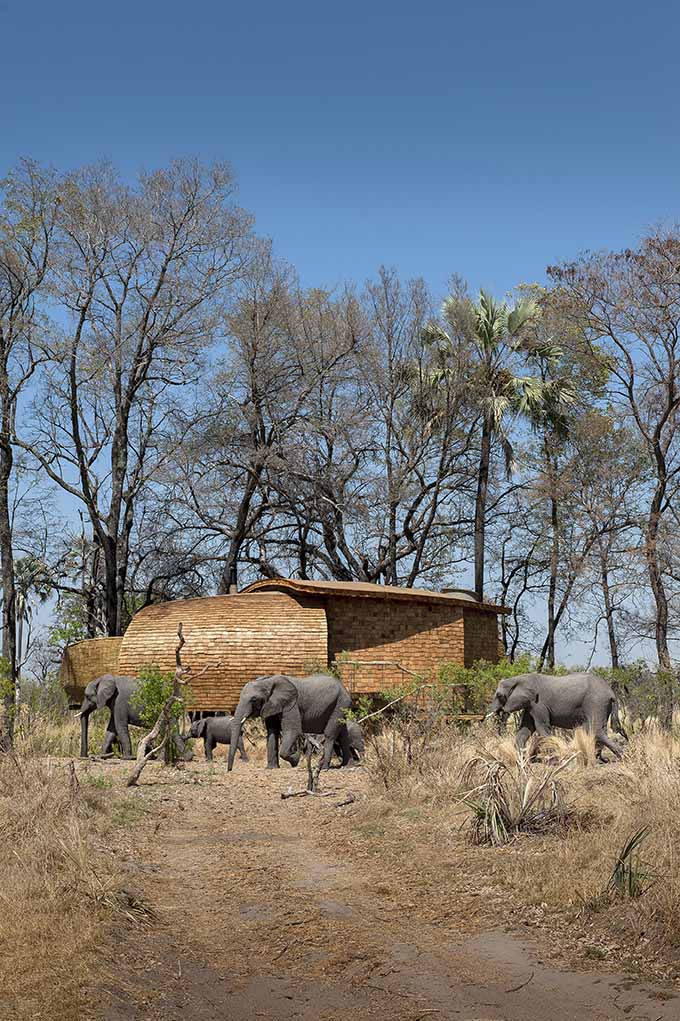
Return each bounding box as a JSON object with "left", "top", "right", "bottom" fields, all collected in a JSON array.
[
  {"left": 308, "top": 719, "right": 365, "bottom": 764},
  {"left": 487, "top": 671, "right": 628, "bottom": 760},
  {"left": 189, "top": 716, "right": 249, "bottom": 762}
]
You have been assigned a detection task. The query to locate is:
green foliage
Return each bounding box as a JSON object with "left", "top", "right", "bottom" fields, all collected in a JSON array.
[
  {"left": 48, "top": 594, "right": 92, "bottom": 647},
  {"left": 433, "top": 654, "right": 534, "bottom": 716},
  {"left": 0, "top": 656, "right": 13, "bottom": 703},
  {"left": 594, "top": 662, "right": 680, "bottom": 722},
  {"left": 130, "top": 665, "right": 182, "bottom": 730},
  {"left": 344, "top": 695, "right": 375, "bottom": 722},
  {"left": 304, "top": 658, "right": 340, "bottom": 679},
  {"left": 607, "top": 827, "right": 653, "bottom": 900}
]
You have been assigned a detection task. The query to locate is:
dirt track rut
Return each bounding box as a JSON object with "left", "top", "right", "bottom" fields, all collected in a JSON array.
[{"left": 99, "top": 760, "right": 679, "bottom": 1020}]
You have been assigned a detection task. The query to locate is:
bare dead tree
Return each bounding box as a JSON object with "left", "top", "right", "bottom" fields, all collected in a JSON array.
[
  {"left": 0, "top": 161, "right": 58, "bottom": 747},
  {"left": 17, "top": 160, "right": 254, "bottom": 637},
  {"left": 550, "top": 233, "right": 680, "bottom": 722}
]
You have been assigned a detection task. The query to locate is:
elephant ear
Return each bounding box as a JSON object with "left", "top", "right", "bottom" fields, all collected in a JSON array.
[
  {"left": 95, "top": 674, "right": 117, "bottom": 709},
  {"left": 504, "top": 675, "right": 539, "bottom": 714},
  {"left": 261, "top": 676, "right": 298, "bottom": 718},
  {"left": 196, "top": 719, "right": 208, "bottom": 739}
]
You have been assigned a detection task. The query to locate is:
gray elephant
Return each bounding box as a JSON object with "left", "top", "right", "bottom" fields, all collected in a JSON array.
[
  {"left": 228, "top": 673, "right": 353, "bottom": 772},
  {"left": 189, "top": 716, "right": 249, "bottom": 762},
  {"left": 486, "top": 671, "right": 628, "bottom": 760},
  {"left": 79, "top": 673, "right": 191, "bottom": 760},
  {"left": 307, "top": 718, "right": 365, "bottom": 764},
  {"left": 78, "top": 674, "right": 143, "bottom": 758}
]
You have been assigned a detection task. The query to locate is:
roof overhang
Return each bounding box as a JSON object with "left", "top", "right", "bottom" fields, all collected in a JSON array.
[{"left": 241, "top": 577, "right": 510, "bottom": 614}]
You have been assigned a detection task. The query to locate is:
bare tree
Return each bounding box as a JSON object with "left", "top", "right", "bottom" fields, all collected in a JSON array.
[
  {"left": 0, "top": 161, "right": 57, "bottom": 745},
  {"left": 550, "top": 232, "right": 680, "bottom": 721},
  {"left": 17, "top": 160, "right": 253, "bottom": 636}
]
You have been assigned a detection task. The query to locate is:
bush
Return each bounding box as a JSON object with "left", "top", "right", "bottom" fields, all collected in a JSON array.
[
  {"left": 594, "top": 661, "right": 680, "bottom": 724},
  {"left": 433, "top": 654, "right": 534, "bottom": 716},
  {"left": 130, "top": 664, "right": 183, "bottom": 730}
]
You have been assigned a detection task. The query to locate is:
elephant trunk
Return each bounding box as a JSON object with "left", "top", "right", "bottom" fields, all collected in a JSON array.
[
  {"left": 486, "top": 695, "right": 503, "bottom": 718},
  {"left": 228, "top": 708, "right": 248, "bottom": 772},
  {"left": 80, "top": 709, "right": 91, "bottom": 758}
]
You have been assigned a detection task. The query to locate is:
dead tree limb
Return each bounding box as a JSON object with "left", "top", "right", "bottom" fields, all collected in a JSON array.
[{"left": 356, "top": 683, "right": 434, "bottom": 724}]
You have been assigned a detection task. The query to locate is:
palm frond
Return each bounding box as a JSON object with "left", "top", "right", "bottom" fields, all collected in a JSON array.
[
  {"left": 506, "top": 297, "right": 540, "bottom": 336},
  {"left": 474, "top": 290, "right": 508, "bottom": 353},
  {"left": 421, "top": 321, "right": 451, "bottom": 348}
]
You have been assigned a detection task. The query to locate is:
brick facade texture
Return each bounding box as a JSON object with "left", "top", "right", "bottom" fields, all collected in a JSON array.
[{"left": 324, "top": 594, "right": 500, "bottom": 695}]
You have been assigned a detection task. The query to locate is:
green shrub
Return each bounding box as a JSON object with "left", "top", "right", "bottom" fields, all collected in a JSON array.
[
  {"left": 130, "top": 665, "right": 184, "bottom": 730},
  {"left": 433, "top": 654, "right": 534, "bottom": 716}
]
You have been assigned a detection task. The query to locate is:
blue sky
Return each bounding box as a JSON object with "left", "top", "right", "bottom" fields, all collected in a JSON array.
[
  {"left": 3, "top": 0, "right": 678, "bottom": 300},
  {"left": 4, "top": 0, "right": 678, "bottom": 665}
]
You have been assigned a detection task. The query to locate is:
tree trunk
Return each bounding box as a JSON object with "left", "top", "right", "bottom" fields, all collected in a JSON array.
[
  {"left": 474, "top": 418, "right": 492, "bottom": 601},
  {"left": 0, "top": 434, "right": 16, "bottom": 749},
  {"left": 542, "top": 492, "right": 559, "bottom": 671},
  {"left": 15, "top": 609, "right": 23, "bottom": 710},
  {"left": 598, "top": 539, "right": 619, "bottom": 670},
  {"left": 645, "top": 503, "right": 673, "bottom": 727}
]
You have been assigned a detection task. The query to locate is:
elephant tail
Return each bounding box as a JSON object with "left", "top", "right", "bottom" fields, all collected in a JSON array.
[{"left": 609, "top": 698, "right": 629, "bottom": 741}]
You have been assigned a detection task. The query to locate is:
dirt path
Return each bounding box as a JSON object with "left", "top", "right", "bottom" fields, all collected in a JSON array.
[{"left": 99, "top": 759, "right": 678, "bottom": 1021}]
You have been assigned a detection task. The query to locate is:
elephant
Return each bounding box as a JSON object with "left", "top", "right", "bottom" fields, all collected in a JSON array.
[
  {"left": 486, "top": 671, "right": 628, "bottom": 760},
  {"left": 78, "top": 674, "right": 143, "bottom": 758},
  {"left": 78, "top": 673, "right": 191, "bottom": 760},
  {"left": 189, "top": 716, "right": 249, "bottom": 762},
  {"left": 307, "top": 718, "right": 365, "bottom": 764},
  {"left": 228, "top": 673, "right": 353, "bottom": 772}
]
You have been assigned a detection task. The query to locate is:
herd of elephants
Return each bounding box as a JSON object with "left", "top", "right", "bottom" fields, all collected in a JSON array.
[{"left": 77, "top": 668, "right": 628, "bottom": 765}]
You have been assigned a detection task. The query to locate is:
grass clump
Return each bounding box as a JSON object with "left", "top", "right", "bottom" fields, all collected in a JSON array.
[{"left": 460, "top": 751, "right": 576, "bottom": 845}]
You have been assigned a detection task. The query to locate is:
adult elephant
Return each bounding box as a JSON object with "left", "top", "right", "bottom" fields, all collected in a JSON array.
[
  {"left": 78, "top": 674, "right": 142, "bottom": 758},
  {"left": 228, "top": 673, "right": 353, "bottom": 772},
  {"left": 486, "top": 671, "right": 628, "bottom": 760}
]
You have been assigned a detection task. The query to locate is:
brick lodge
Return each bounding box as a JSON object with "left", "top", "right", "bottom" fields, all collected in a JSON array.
[{"left": 60, "top": 579, "right": 508, "bottom": 712}]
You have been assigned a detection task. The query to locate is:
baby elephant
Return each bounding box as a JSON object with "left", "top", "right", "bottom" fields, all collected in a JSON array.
[
  {"left": 308, "top": 719, "right": 365, "bottom": 764},
  {"left": 189, "top": 716, "right": 249, "bottom": 762}
]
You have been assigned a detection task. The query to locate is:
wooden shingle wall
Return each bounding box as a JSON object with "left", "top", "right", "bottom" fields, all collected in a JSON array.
[
  {"left": 60, "top": 637, "right": 124, "bottom": 706},
  {"left": 116, "top": 593, "right": 328, "bottom": 711}
]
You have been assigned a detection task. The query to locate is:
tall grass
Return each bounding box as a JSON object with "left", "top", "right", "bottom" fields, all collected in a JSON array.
[
  {"left": 0, "top": 752, "right": 129, "bottom": 1019},
  {"left": 364, "top": 720, "right": 680, "bottom": 953}
]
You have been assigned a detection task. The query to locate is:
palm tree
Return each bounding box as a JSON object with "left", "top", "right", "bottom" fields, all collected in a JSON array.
[
  {"left": 425, "top": 289, "right": 576, "bottom": 600},
  {"left": 13, "top": 556, "right": 52, "bottom": 706}
]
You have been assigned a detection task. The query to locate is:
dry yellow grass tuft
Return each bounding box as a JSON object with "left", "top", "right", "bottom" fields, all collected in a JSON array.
[
  {"left": 364, "top": 720, "right": 680, "bottom": 958},
  {"left": 14, "top": 707, "right": 109, "bottom": 758},
  {"left": 0, "top": 752, "right": 131, "bottom": 1020}
]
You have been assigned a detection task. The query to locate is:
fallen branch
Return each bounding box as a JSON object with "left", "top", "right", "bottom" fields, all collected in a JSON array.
[
  {"left": 356, "top": 682, "right": 434, "bottom": 724},
  {"left": 333, "top": 793, "right": 355, "bottom": 808}
]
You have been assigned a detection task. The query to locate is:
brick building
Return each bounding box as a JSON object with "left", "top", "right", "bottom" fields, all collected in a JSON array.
[{"left": 60, "top": 579, "right": 507, "bottom": 711}]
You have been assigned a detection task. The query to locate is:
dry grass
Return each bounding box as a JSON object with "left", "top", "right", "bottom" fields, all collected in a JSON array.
[
  {"left": 364, "top": 720, "right": 680, "bottom": 960},
  {"left": 0, "top": 751, "right": 135, "bottom": 1020},
  {"left": 14, "top": 707, "right": 109, "bottom": 758}
]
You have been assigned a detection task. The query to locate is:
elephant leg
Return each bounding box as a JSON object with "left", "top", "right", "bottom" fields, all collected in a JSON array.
[
  {"left": 529, "top": 704, "right": 552, "bottom": 738},
  {"left": 265, "top": 721, "right": 280, "bottom": 769},
  {"left": 102, "top": 714, "right": 117, "bottom": 755},
  {"left": 320, "top": 713, "right": 346, "bottom": 769},
  {"left": 204, "top": 735, "right": 215, "bottom": 761},
  {"left": 238, "top": 736, "right": 249, "bottom": 761},
  {"left": 334, "top": 722, "right": 354, "bottom": 768},
  {"left": 515, "top": 709, "right": 536, "bottom": 750},
  {"left": 595, "top": 730, "right": 623, "bottom": 761},
  {"left": 114, "top": 704, "right": 133, "bottom": 758}
]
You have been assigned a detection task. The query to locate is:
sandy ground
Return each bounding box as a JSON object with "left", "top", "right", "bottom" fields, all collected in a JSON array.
[{"left": 84, "top": 756, "right": 679, "bottom": 1021}]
